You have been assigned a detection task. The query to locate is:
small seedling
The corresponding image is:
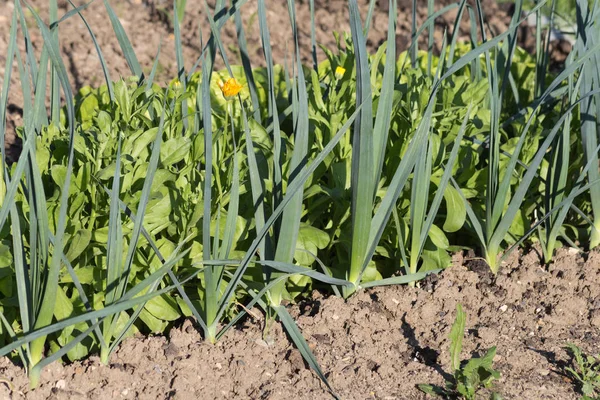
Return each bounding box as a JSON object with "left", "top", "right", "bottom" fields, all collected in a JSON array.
[
  {"left": 418, "top": 304, "right": 502, "bottom": 400},
  {"left": 565, "top": 343, "right": 600, "bottom": 400}
]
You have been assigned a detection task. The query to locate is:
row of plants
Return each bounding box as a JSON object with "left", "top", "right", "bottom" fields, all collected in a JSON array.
[{"left": 0, "top": 0, "right": 599, "bottom": 396}]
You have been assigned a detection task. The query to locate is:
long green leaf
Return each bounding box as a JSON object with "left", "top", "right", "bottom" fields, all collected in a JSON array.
[
  {"left": 275, "top": 305, "right": 339, "bottom": 399},
  {"left": 348, "top": 0, "right": 374, "bottom": 288},
  {"left": 103, "top": 0, "right": 143, "bottom": 79}
]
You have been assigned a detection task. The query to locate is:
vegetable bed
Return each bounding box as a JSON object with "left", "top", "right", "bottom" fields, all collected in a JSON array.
[{"left": 0, "top": 0, "right": 599, "bottom": 399}]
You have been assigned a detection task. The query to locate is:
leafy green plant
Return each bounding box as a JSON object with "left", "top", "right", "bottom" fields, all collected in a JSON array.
[
  {"left": 418, "top": 304, "right": 502, "bottom": 400},
  {"left": 566, "top": 343, "right": 600, "bottom": 399}
]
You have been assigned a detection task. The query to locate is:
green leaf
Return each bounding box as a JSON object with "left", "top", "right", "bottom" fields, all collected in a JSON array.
[
  {"left": 97, "top": 163, "right": 117, "bottom": 181},
  {"left": 421, "top": 247, "right": 452, "bottom": 271},
  {"left": 51, "top": 165, "right": 68, "bottom": 188},
  {"left": 54, "top": 286, "right": 74, "bottom": 321},
  {"left": 0, "top": 276, "right": 12, "bottom": 297},
  {"left": 65, "top": 337, "right": 92, "bottom": 362},
  {"left": 114, "top": 79, "right": 132, "bottom": 122},
  {"left": 443, "top": 185, "right": 466, "bottom": 232},
  {"left": 78, "top": 93, "right": 98, "bottom": 123},
  {"left": 428, "top": 224, "right": 449, "bottom": 250},
  {"left": 294, "top": 225, "right": 330, "bottom": 266},
  {"left": 417, "top": 383, "right": 447, "bottom": 396},
  {"left": 139, "top": 308, "right": 169, "bottom": 333},
  {"left": 160, "top": 137, "right": 192, "bottom": 166},
  {"left": 129, "top": 127, "right": 159, "bottom": 159},
  {"left": 65, "top": 229, "right": 91, "bottom": 262},
  {"left": 0, "top": 244, "right": 12, "bottom": 269},
  {"left": 361, "top": 260, "right": 383, "bottom": 283},
  {"left": 96, "top": 110, "right": 112, "bottom": 134},
  {"left": 144, "top": 294, "right": 181, "bottom": 321},
  {"left": 449, "top": 304, "right": 466, "bottom": 372},
  {"left": 60, "top": 266, "right": 95, "bottom": 285}
]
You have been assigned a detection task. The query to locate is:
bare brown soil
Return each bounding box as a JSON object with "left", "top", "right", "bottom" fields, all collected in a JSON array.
[{"left": 0, "top": 248, "right": 598, "bottom": 399}]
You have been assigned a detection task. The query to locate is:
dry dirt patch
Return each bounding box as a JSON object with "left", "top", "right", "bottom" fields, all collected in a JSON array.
[{"left": 0, "top": 248, "right": 597, "bottom": 399}]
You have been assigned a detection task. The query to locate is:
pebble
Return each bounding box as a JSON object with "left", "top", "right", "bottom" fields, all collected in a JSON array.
[
  {"left": 499, "top": 304, "right": 508, "bottom": 313},
  {"left": 264, "top": 335, "right": 275, "bottom": 346},
  {"left": 538, "top": 369, "right": 550, "bottom": 376},
  {"left": 255, "top": 339, "right": 269, "bottom": 348},
  {"left": 55, "top": 379, "right": 66, "bottom": 389}
]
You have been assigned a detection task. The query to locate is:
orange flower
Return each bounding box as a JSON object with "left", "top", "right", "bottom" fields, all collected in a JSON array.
[{"left": 218, "top": 78, "right": 243, "bottom": 99}]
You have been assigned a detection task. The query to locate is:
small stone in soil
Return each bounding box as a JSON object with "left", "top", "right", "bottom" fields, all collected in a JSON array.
[
  {"left": 537, "top": 369, "right": 550, "bottom": 376},
  {"left": 264, "top": 335, "right": 275, "bottom": 346}
]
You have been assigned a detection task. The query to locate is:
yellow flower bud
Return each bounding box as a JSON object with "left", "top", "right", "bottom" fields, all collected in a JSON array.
[
  {"left": 335, "top": 66, "right": 346, "bottom": 79},
  {"left": 218, "top": 78, "right": 243, "bottom": 100}
]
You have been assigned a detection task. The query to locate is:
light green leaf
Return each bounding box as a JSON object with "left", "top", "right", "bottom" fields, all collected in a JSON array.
[
  {"left": 144, "top": 294, "right": 181, "bottom": 321},
  {"left": 294, "top": 224, "right": 330, "bottom": 265},
  {"left": 0, "top": 244, "right": 12, "bottom": 269},
  {"left": 139, "top": 308, "right": 169, "bottom": 333},
  {"left": 51, "top": 165, "right": 68, "bottom": 188},
  {"left": 65, "top": 229, "right": 91, "bottom": 262},
  {"left": 449, "top": 304, "right": 466, "bottom": 372},
  {"left": 428, "top": 224, "right": 449, "bottom": 249},
  {"left": 421, "top": 247, "right": 452, "bottom": 271},
  {"left": 160, "top": 137, "right": 192, "bottom": 166},
  {"left": 443, "top": 185, "right": 466, "bottom": 232},
  {"left": 54, "top": 286, "right": 74, "bottom": 321}
]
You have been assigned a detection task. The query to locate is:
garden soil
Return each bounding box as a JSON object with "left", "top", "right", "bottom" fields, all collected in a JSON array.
[
  {"left": 0, "top": 248, "right": 599, "bottom": 399},
  {"left": 0, "top": 1, "right": 589, "bottom": 399}
]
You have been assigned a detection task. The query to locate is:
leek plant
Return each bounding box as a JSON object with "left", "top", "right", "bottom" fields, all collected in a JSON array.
[
  {"left": 457, "top": 0, "right": 600, "bottom": 272},
  {"left": 0, "top": 1, "right": 80, "bottom": 386},
  {"left": 0, "top": 0, "right": 195, "bottom": 385},
  {"left": 575, "top": 0, "right": 600, "bottom": 249},
  {"left": 537, "top": 0, "right": 600, "bottom": 261}
]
